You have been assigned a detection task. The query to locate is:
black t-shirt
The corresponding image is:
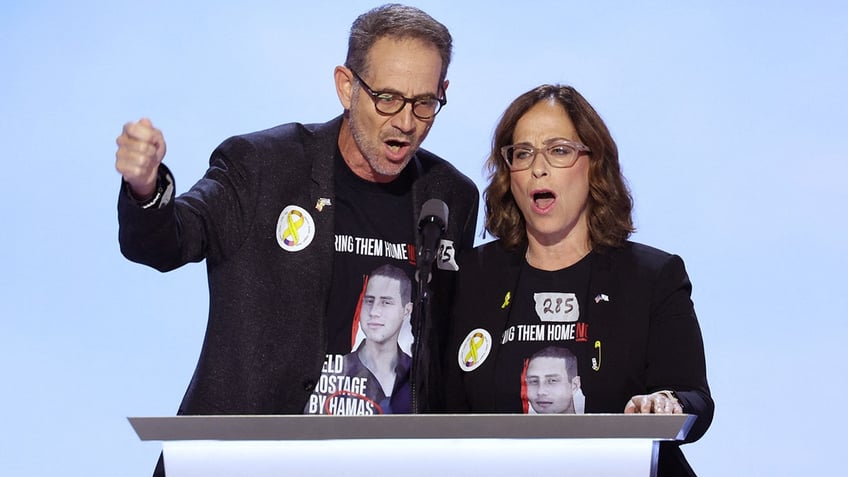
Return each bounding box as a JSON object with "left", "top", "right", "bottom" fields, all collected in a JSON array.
[
  {"left": 492, "top": 252, "right": 594, "bottom": 414},
  {"left": 304, "top": 150, "right": 417, "bottom": 415}
]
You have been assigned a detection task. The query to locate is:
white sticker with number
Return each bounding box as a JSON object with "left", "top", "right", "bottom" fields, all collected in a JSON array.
[
  {"left": 533, "top": 292, "right": 579, "bottom": 322},
  {"left": 436, "top": 239, "right": 458, "bottom": 271}
]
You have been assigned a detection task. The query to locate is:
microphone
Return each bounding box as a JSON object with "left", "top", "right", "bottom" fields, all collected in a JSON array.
[{"left": 416, "top": 198, "right": 449, "bottom": 282}]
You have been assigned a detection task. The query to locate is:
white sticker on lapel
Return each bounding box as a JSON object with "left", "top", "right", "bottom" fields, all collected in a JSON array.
[
  {"left": 458, "top": 328, "right": 492, "bottom": 372},
  {"left": 436, "top": 239, "right": 458, "bottom": 271},
  {"left": 276, "top": 205, "right": 315, "bottom": 252}
]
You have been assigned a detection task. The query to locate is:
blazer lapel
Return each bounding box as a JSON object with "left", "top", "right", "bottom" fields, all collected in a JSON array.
[
  {"left": 300, "top": 116, "right": 341, "bottom": 310},
  {"left": 490, "top": 246, "right": 525, "bottom": 331},
  {"left": 586, "top": 250, "right": 616, "bottom": 327}
]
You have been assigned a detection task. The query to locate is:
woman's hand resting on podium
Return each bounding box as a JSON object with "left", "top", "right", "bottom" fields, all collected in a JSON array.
[{"left": 624, "top": 391, "right": 683, "bottom": 414}]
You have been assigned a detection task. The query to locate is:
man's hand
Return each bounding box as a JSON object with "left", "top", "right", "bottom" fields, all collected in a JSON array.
[{"left": 115, "top": 118, "right": 167, "bottom": 200}]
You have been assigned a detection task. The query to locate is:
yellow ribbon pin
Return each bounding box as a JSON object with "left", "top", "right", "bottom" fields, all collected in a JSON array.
[
  {"left": 464, "top": 332, "right": 485, "bottom": 366},
  {"left": 501, "top": 291, "right": 511, "bottom": 309},
  {"left": 282, "top": 210, "right": 305, "bottom": 244}
]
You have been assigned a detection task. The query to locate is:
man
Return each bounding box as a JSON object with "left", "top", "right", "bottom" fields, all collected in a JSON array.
[
  {"left": 115, "top": 4, "right": 478, "bottom": 474},
  {"left": 524, "top": 346, "right": 582, "bottom": 414},
  {"left": 307, "top": 264, "right": 413, "bottom": 415}
]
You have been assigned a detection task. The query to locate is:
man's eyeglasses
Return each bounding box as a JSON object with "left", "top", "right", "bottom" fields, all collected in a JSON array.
[
  {"left": 500, "top": 140, "right": 591, "bottom": 171},
  {"left": 350, "top": 69, "right": 446, "bottom": 120}
]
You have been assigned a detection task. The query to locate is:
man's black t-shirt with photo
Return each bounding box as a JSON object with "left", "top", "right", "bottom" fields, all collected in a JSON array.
[{"left": 304, "top": 150, "right": 417, "bottom": 415}]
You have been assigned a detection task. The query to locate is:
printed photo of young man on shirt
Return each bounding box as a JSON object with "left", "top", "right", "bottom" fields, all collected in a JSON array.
[
  {"left": 306, "top": 264, "right": 413, "bottom": 414},
  {"left": 522, "top": 346, "right": 584, "bottom": 414}
]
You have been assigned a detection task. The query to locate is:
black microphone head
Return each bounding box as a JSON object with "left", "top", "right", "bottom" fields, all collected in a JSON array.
[{"left": 419, "top": 198, "right": 449, "bottom": 231}]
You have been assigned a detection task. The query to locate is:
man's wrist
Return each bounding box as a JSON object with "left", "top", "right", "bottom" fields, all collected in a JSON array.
[
  {"left": 126, "top": 168, "right": 174, "bottom": 210},
  {"left": 138, "top": 185, "right": 164, "bottom": 209}
]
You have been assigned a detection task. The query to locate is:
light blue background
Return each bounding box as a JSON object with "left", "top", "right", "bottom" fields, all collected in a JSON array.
[{"left": 2, "top": 1, "right": 846, "bottom": 475}]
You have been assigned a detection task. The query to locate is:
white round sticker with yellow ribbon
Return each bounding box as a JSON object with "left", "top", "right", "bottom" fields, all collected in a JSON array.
[
  {"left": 458, "top": 328, "right": 492, "bottom": 372},
  {"left": 276, "top": 205, "right": 315, "bottom": 252}
]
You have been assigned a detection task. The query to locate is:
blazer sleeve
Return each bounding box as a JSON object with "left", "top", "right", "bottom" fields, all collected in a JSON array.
[
  {"left": 118, "top": 136, "right": 261, "bottom": 272},
  {"left": 647, "top": 254, "right": 714, "bottom": 443}
]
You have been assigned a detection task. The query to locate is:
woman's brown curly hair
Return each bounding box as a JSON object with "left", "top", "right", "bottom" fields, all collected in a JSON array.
[{"left": 484, "top": 84, "right": 634, "bottom": 251}]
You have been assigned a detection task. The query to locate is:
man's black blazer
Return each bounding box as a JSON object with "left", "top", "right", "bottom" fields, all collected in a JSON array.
[{"left": 118, "top": 115, "right": 479, "bottom": 415}]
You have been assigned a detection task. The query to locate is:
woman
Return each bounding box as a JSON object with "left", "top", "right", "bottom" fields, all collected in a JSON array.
[{"left": 445, "top": 85, "right": 713, "bottom": 476}]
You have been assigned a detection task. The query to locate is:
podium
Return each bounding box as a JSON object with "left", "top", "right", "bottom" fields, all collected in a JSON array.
[{"left": 129, "top": 414, "right": 694, "bottom": 477}]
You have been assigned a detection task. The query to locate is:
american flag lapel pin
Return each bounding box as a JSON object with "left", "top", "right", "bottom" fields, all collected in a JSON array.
[{"left": 315, "top": 198, "right": 332, "bottom": 212}]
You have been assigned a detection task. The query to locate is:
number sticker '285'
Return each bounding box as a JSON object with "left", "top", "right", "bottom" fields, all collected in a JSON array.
[{"left": 533, "top": 292, "right": 579, "bottom": 322}]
